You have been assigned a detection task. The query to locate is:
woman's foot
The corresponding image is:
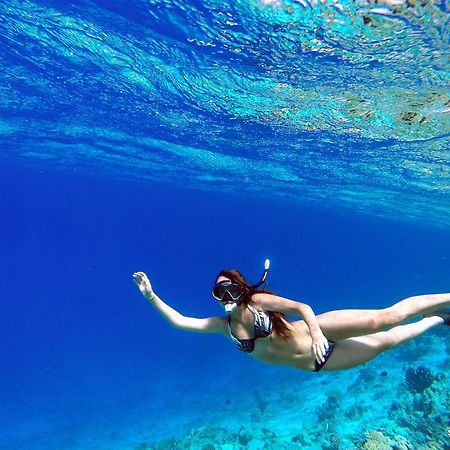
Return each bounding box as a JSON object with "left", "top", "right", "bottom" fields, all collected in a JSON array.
[{"left": 426, "top": 308, "right": 450, "bottom": 325}]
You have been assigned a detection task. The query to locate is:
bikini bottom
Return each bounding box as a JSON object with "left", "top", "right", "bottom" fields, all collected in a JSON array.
[{"left": 313, "top": 340, "right": 336, "bottom": 372}]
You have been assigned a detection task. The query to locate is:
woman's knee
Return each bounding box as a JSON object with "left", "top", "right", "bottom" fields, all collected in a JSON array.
[
  {"left": 375, "top": 307, "right": 405, "bottom": 328},
  {"left": 380, "top": 327, "right": 408, "bottom": 351},
  {"left": 371, "top": 330, "right": 398, "bottom": 352}
]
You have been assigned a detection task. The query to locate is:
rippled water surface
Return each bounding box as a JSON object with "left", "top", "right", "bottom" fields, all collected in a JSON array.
[{"left": 0, "top": 0, "right": 449, "bottom": 225}]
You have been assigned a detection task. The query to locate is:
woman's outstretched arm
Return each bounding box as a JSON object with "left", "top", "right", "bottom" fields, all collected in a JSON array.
[{"left": 133, "top": 272, "right": 227, "bottom": 335}]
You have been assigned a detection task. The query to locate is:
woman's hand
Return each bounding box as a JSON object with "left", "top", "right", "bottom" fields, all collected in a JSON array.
[
  {"left": 133, "top": 271, "right": 155, "bottom": 301},
  {"left": 311, "top": 331, "right": 330, "bottom": 365}
]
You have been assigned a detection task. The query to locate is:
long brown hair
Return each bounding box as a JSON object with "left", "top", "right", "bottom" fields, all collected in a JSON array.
[{"left": 216, "top": 269, "right": 293, "bottom": 340}]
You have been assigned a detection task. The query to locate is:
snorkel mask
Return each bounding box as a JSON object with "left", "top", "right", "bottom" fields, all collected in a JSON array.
[{"left": 212, "top": 259, "right": 271, "bottom": 312}]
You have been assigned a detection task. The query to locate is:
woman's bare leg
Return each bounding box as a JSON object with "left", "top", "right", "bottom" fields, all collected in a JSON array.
[
  {"left": 316, "top": 293, "right": 450, "bottom": 341},
  {"left": 322, "top": 315, "right": 444, "bottom": 371}
]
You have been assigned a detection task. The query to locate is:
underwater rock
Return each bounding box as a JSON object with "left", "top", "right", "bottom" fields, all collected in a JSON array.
[
  {"left": 404, "top": 366, "right": 435, "bottom": 394},
  {"left": 254, "top": 391, "right": 269, "bottom": 415},
  {"left": 348, "top": 367, "right": 377, "bottom": 393},
  {"left": 323, "top": 432, "right": 342, "bottom": 450},
  {"left": 150, "top": 437, "right": 178, "bottom": 450},
  {"left": 237, "top": 427, "right": 252, "bottom": 447},
  {"left": 291, "top": 432, "right": 309, "bottom": 447},
  {"left": 344, "top": 403, "right": 365, "bottom": 420},
  {"left": 261, "top": 428, "right": 277, "bottom": 446},
  {"left": 135, "top": 443, "right": 150, "bottom": 450},
  {"left": 201, "top": 444, "right": 215, "bottom": 450},
  {"left": 413, "top": 394, "right": 434, "bottom": 415},
  {"left": 316, "top": 391, "right": 342, "bottom": 423},
  {"left": 191, "top": 426, "right": 238, "bottom": 446}
]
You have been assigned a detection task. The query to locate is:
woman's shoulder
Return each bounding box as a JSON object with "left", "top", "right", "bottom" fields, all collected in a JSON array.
[
  {"left": 248, "top": 297, "right": 273, "bottom": 316},
  {"left": 250, "top": 292, "right": 274, "bottom": 306}
]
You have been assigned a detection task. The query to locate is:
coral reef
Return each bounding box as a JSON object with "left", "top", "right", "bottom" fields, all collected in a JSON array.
[
  {"left": 404, "top": 366, "right": 436, "bottom": 394},
  {"left": 316, "top": 390, "right": 342, "bottom": 423},
  {"left": 358, "top": 430, "right": 393, "bottom": 450},
  {"left": 141, "top": 335, "right": 449, "bottom": 450},
  {"left": 322, "top": 432, "right": 342, "bottom": 450}
]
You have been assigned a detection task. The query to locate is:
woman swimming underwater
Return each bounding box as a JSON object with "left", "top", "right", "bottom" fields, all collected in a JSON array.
[{"left": 132, "top": 260, "right": 449, "bottom": 372}]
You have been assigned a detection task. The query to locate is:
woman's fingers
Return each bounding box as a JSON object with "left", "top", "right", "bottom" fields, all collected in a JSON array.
[
  {"left": 316, "top": 346, "right": 322, "bottom": 363},
  {"left": 132, "top": 273, "right": 142, "bottom": 282},
  {"left": 315, "top": 342, "right": 327, "bottom": 363},
  {"left": 132, "top": 272, "right": 148, "bottom": 287},
  {"left": 319, "top": 348, "right": 325, "bottom": 363},
  {"left": 316, "top": 351, "right": 323, "bottom": 364},
  {"left": 312, "top": 334, "right": 330, "bottom": 363},
  {"left": 314, "top": 345, "right": 323, "bottom": 363},
  {"left": 133, "top": 272, "right": 147, "bottom": 280},
  {"left": 321, "top": 339, "right": 329, "bottom": 361}
]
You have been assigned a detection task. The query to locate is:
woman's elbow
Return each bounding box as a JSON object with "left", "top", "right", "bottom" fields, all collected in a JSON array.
[{"left": 297, "top": 302, "right": 314, "bottom": 316}]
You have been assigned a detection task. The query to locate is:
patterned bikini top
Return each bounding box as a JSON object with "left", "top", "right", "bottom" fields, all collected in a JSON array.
[{"left": 228, "top": 304, "right": 273, "bottom": 353}]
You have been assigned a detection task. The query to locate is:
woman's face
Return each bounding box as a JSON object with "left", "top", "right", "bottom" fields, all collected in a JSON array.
[{"left": 212, "top": 276, "right": 243, "bottom": 312}]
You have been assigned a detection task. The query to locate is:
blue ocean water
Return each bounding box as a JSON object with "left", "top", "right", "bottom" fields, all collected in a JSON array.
[{"left": 1, "top": 1, "right": 449, "bottom": 449}]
